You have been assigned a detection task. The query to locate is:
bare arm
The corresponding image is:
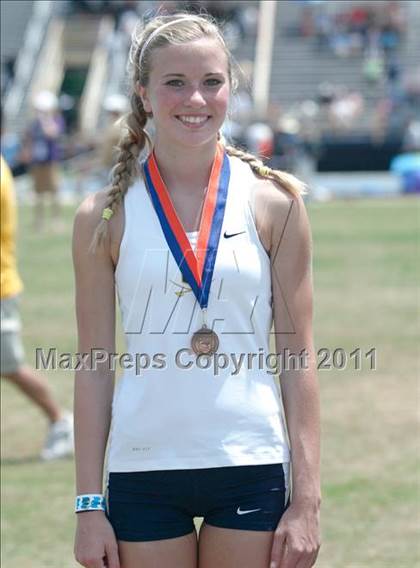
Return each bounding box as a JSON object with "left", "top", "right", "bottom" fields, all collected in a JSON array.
[
  {"left": 72, "top": 193, "right": 121, "bottom": 568},
  {"left": 72, "top": 192, "right": 116, "bottom": 494},
  {"left": 255, "top": 182, "right": 321, "bottom": 567},
  {"left": 270, "top": 193, "right": 320, "bottom": 508}
]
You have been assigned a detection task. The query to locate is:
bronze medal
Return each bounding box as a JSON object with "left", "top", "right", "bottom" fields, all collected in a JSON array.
[{"left": 191, "top": 325, "right": 219, "bottom": 356}]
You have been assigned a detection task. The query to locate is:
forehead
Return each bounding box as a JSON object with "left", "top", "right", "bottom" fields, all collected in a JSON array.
[{"left": 149, "top": 37, "right": 229, "bottom": 77}]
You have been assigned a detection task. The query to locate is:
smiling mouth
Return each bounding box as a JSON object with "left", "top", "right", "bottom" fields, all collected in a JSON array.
[{"left": 175, "top": 115, "right": 211, "bottom": 126}]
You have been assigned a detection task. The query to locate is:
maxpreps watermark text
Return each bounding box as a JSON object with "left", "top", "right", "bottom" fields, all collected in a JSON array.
[{"left": 35, "top": 347, "right": 377, "bottom": 376}]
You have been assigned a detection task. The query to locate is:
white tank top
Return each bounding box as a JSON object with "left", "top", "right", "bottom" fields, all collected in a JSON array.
[{"left": 107, "top": 154, "right": 290, "bottom": 472}]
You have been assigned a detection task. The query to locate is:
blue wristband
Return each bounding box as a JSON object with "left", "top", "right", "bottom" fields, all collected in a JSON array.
[{"left": 75, "top": 494, "right": 106, "bottom": 513}]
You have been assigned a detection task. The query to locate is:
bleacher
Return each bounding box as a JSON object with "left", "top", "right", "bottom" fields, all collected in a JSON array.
[
  {"left": 2, "top": 0, "right": 419, "bottom": 177},
  {"left": 0, "top": 0, "right": 34, "bottom": 94},
  {"left": 268, "top": 0, "right": 420, "bottom": 129}
]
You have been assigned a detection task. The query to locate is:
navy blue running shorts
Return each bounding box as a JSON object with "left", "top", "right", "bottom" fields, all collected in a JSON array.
[{"left": 107, "top": 462, "right": 290, "bottom": 542}]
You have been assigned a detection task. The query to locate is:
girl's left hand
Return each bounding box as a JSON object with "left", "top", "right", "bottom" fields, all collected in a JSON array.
[{"left": 270, "top": 501, "right": 321, "bottom": 568}]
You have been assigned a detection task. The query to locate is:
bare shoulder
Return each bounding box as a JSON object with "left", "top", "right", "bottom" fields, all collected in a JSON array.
[
  {"left": 72, "top": 190, "right": 119, "bottom": 350},
  {"left": 74, "top": 190, "right": 111, "bottom": 230},
  {"left": 253, "top": 173, "right": 303, "bottom": 209},
  {"left": 251, "top": 175, "right": 307, "bottom": 253},
  {"left": 73, "top": 189, "right": 124, "bottom": 264}
]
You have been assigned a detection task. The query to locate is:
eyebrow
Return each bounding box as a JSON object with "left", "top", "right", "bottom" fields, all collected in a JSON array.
[{"left": 162, "top": 72, "right": 224, "bottom": 78}]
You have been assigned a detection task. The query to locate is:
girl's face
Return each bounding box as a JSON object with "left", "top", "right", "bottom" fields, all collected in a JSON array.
[{"left": 139, "top": 37, "right": 230, "bottom": 150}]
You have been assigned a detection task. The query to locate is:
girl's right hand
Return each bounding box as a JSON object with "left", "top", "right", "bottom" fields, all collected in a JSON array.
[{"left": 74, "top": 511, "right": 120, "bottom": 568}]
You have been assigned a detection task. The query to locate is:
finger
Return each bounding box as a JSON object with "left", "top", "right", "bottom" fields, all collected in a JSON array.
[
  {"left": 75, "top": 556, "right": 102, "bottom": 568},
  {"left": 104, "top": 541, "right": 120, "bottom": 568},
  {"left": 292, "top": 545, "right": 321, "bottom": 568},
  {"left": 280, "top": 546, "right": 302, "bottom": 568},
  {"left": 294, "top": 539, "right": 321, "bottom": 568},
  {"left": 270, "top": 531, "right": 287, "bottom": 568},
  {"left": 299, "top": 548, "right": 320, "bottom": 568},
  {"left": 82, "top": 559, "right": 103, "bottom": 568},
  {"left": 295, "top": 554, "right": 314, "bottom": 568}
]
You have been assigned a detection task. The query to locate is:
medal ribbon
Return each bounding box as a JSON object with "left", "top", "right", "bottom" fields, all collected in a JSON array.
[{"left": 143, "top": 142, "right": 230, "bottom": 309}]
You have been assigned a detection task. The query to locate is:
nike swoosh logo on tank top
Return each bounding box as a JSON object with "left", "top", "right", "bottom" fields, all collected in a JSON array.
[{"left": 224, "top": 231, "right": 246, "bottom": 239}]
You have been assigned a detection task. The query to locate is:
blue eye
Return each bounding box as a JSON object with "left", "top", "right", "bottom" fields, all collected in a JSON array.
[
  {"left": 165, "top": 78, "right": 223, "bottom": 87},
  {"left": 166, "top": 79, "right": 184, "bottom": 87},
  {"left": 205, "top": 78, "right": 223, "bottom": 86}
]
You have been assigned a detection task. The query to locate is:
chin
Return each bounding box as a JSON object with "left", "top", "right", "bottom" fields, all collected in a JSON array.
[
  {"left": 155, "top": 121, "right": 222, "bottom": 150},
  {"left": 179, "top": 129, "right": 221, "bottom": 147}
]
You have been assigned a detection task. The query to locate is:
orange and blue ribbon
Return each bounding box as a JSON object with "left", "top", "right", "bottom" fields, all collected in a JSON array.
[{"left": 143, "top": 143, "right": 230, "bottom": 308}]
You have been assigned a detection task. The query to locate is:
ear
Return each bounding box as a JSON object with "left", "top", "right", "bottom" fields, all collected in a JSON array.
[{"left": 137, "top": 84, "right": 152, "bottom": 114}]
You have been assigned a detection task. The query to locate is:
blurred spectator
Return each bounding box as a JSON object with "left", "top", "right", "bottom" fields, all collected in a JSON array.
[
  {"left": 385, "top": 54, "right": 401, "bottom": 85},
  {"left": 300, "top": 4, "right": 315, "bottom": 38},
  {"left": 221, "top": 58, "right": 253, "bottom": 146},
  {"left": 329, "top": 88, "right": 364, "bottom": 132},
  {"left": 371, "top": 97, "right": 393, "bottom": 143},
  {"left": 0, "top": 154, "right": 74, "bottom": 460},
  {"left": 314, "top": 10, "right": 333, "bottom": 52},
  {"left": 363, "top": 48, "right": 385, "bottom": 87},
  {"left": 229, "top": 59, "right": 254, "bottom": 122},
  {"left": 58, "top": 93, "right": 77, "bottom": 134},
  {"left": 112, "top": 0, "right": 140, "bottom": 29},
  {"left": 298, "top": 0, "right": 406, "bottom": 56},
  {"left": 272, "top": 116, "right": 305, "bottom": 173},
  {"left": 402, "top": 66, "right": 420, "bottom": 104},
  {"left": 99, "top": 94, "right": 129, "bottom": 179},
  {"left": 117, "top": 3, "right": 140, "bottom": 37},
  {"left": 68, "top": 94, "right": 129, "bottom": 197},
  {"left": 1, "top": 130, "right": 24, "bottom": 176},
  {"left": 390, "top": 149, "right": 420, "bottom": 194},
  {"left": 21, "top": 91, "right": 65, "bottom": 232},
  {"left": 298, "top": 99, "right": 320, "bottom": 145},
  {"left": 1, "top": 58, "right": 15, "bottom": 96},
  {"left": 244, "top": 120, "right": 274, "bottom": 161},
  {"left": 403, "top": 120, "right": 420, "bottom": 152},
  {"left": 317, "top": 82, "right": 336, "bottom": 106}
]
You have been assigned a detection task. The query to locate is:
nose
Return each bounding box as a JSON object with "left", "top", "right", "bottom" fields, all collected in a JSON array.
[{"left": 186, "top": 87, "right": 206, "bottom": 107}]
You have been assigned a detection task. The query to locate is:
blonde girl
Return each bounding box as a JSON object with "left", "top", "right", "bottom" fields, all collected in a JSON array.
[{"left": 73, "top": 12, "right": 320, "bottom": 568}]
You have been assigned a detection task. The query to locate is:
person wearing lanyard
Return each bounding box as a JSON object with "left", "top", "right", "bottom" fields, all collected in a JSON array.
[{"left": 73, "top": 13, "right": 321, "bottom": 568}]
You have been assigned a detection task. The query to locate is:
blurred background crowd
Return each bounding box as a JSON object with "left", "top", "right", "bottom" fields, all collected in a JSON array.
[{"left": 1, "top": 0, "right": 419, "bottom": 223}]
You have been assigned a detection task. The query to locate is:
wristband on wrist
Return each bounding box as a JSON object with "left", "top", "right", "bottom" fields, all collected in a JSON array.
[{"left": 75, "top": 494, "right": 106, "bottom": 513}]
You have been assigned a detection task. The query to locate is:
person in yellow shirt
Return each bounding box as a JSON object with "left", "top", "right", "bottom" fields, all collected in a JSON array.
[{"left": 1, "top": 154, "right": 73, "bottom": 460}]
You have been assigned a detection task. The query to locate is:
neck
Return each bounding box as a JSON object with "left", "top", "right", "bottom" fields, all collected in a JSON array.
[{"left": 152, "top": 136, "right": 219, "bottom": 194}]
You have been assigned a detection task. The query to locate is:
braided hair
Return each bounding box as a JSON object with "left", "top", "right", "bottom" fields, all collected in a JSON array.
[{"left": 224, "top": 144, "right": 306, "bottom": 197}]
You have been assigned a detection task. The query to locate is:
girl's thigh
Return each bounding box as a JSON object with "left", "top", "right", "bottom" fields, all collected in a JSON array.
[
  {"left": 198, "top": 524, "right": 274, "bottom": 568},
  {"left": 118, "top": 530, "right": 198, "bottom": 568}
]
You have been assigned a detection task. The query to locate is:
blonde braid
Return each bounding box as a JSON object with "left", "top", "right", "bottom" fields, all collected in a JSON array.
[
  {"left": 89, "top": 91, "right": 151, "bottom": 253},
  {"left": 224, "top": 144, "right": 307, "bottom": 197}
]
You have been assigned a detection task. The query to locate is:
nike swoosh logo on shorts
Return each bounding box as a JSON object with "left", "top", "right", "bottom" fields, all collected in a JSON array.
[
  {"left": 224, "top": 231, "right": 246, "bottom": 239},
  {"left": 236, "top": 507, "right": 261, "bottom": 515}
]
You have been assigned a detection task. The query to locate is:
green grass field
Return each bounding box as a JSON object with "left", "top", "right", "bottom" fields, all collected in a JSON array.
[{"left": 1, "top": 197, "right": 419, "bottom": 567}]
